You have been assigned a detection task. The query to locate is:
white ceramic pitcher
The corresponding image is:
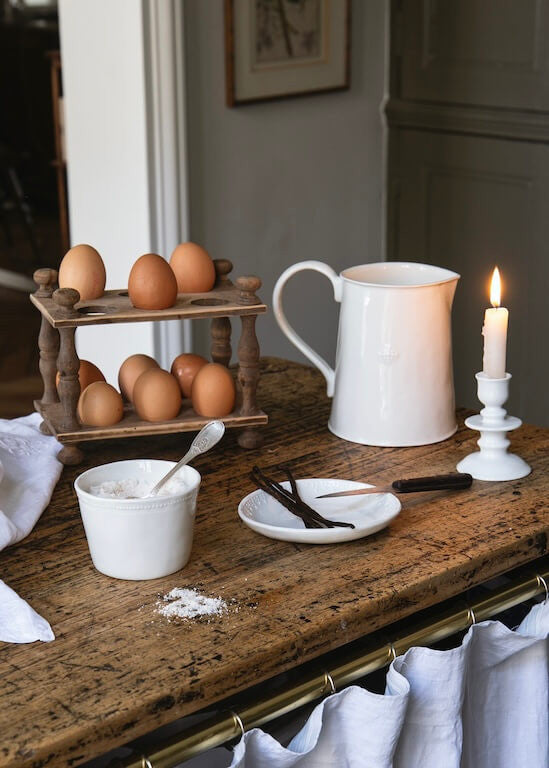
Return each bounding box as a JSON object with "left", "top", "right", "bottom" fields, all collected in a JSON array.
[{"left": 273, "top": 261, "right": 460, "bottom": 446}]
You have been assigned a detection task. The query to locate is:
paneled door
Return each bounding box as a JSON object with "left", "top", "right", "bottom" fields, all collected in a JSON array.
[{"left": 387, "top": 0, "right": 549, "bottom": 425}]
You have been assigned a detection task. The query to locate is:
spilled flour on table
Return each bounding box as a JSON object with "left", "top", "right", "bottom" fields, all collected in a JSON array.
[{"left": 156, "top": 588, "right": 227, "bottom": 621}]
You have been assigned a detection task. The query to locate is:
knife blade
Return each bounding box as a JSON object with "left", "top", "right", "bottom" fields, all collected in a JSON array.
[{"left": 316, "top": 473, "right": 473, "bottom": 499}]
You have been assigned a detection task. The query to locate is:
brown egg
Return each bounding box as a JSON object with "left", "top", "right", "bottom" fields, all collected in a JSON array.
[
  {"left": 118, "top": 354, "right": 159, "bottom": 402},
  {"left": 133, "top": 369, "right": 181, "bottom": 422},
  {"left": 169, "top": 242, "right": 216, "bottom": 293},
  {"left": 128, "top": 253, "right": 178, "bottom": 310},
  {"left": 58, "top": 244, "right": 106, "bottom": 300},
  {"left": 56, "top": 359, "right": 105, "bottom": 394},
  {"left": 171, "top": 354, "right": 208, "bottom": 398},
  {"left": 191, "top": 363, "right": 235, "bottom": 418},
  {"left": 78, "top": 382, "right": 124, "bottom": 427}
]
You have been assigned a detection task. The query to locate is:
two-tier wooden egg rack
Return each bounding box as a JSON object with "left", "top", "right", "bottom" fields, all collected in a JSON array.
[{"left": 31, "top": 260, "right": 267, "bottom": 465}]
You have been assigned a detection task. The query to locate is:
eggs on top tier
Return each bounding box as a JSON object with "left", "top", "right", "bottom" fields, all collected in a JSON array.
[
  {"left": 170, "top": 242, "right": 216, "bottom": 293},
  {"left": 128, "top": 253, "right": 178, "bottom": 310},
  {"left": 58, "top": 244, "right": 106, "bottom": 301},
  {"left": 59, "top": 242, "right": 216, "bottom": 310}
]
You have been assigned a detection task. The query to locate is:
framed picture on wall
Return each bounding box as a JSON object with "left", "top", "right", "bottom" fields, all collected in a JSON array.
[{"left": 225, "top": 0, "right": 351, "bottom": 106}]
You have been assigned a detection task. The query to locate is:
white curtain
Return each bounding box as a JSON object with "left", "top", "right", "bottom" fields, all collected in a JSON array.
[{"left": 229, "top": 599, "right": 549, "bottom": 768}]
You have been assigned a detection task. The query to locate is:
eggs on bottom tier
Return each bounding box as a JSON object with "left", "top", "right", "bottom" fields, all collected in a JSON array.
[
  {"left": 75, "top": 350, "right": 237, "bottom": 428},
  {"left": 171, "top": 354, "right": 208, "bottom": 398},
  {"left": 133, "top": 369, "right": 182, "bottom": 422},
  {"left": 118, "top": 354, "right": 160, "bottom": 402},
  {"left": 77, "top": 382, "right": 124, "bottom": 427},
  {"left": 191, "top": 364, "right": 236, "bottom": 418}
]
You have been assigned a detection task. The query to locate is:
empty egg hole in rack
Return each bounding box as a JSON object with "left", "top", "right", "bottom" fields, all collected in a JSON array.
[
  {"left": 77, "top": 305, "right": 118, "bottom": 316},
  {"left": 191, "top": 298, "right": 229, "bottom": 306}
]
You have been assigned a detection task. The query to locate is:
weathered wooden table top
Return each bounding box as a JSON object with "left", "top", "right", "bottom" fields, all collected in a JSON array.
[{"left": 1, "top": 358, "right": 548, "bottom": 767}]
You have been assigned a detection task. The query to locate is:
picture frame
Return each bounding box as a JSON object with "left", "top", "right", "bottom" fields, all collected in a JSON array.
[{"left": 225, "top": 0, "right": 351, "bottom": 106}]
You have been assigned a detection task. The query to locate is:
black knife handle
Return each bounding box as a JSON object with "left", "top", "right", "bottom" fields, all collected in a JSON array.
[{"left": 391, "top": 473, "right": 473, "bottom": 494}]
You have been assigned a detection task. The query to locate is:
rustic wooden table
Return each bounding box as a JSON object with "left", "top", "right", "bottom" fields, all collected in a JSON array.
[{"left": 1, "top": 358, "right": 547, "bottom": 768}]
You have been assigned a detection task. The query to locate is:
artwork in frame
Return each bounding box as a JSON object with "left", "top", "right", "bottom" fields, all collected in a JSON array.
[{"left": 225, "top": 0, "right": 350, "bottom": 106}]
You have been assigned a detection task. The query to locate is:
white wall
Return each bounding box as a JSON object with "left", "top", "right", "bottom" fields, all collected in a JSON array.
[
  {"left": 58, "top": 0, "right": 188, "bottom": 386},
  {"left": 58, "top": 0, "right": 154, "bottom": 385},
  {"left": 185, "top": 0, "right": 389, "bottom": 367}
]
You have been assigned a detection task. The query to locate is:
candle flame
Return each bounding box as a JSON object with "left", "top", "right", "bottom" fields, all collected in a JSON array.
[{"left": 490, "top": 267, "right": 501, "bottom": 308}]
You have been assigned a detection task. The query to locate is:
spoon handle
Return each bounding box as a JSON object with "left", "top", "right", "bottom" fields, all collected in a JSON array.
[
  {"left": 148, "top": 420, "right": 225, "bottom": 496},
  {"left": 148, "top": 447, "right": 196, "bottom": 496}
]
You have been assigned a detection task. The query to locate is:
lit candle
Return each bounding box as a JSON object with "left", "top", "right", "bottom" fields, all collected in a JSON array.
[{"left": 482, "top": 267, "right": 508, "bottom": 378}]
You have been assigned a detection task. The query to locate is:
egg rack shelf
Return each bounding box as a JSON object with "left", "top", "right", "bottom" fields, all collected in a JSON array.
[{"left": 30, "top": 260, "right": 268, "bottom": 465}]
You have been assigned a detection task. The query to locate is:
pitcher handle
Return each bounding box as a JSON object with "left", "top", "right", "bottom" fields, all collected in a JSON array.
[{"left": 273, "top": 261, "right": 342, "bottom": 397}]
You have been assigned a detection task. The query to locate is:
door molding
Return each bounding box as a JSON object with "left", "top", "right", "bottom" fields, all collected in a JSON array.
[
  {"left": 143, "top": 0, "right": 192, "bottom": 364},
  {"left": 386, "top": 98, "right": 549, "bottom": 144}
]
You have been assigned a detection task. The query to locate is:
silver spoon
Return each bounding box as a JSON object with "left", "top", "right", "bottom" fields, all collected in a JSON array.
[{"left": 147, "top": 420, "right": 225, "bottom": 497}]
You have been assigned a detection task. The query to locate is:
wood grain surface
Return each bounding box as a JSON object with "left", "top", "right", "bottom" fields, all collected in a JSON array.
[
  {"left": 1, "top": 358, "right": 547, "bottom": 767},
  {"left": 30, "top": 285, "right": 267, "bottom": 328},
  {"left": 36, "top": 401, "right": 268, "bottom": 443}
]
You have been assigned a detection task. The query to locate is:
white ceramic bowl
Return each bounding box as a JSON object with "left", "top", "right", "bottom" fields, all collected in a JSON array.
[
  {"left": 238, "top": 478, "right": 401, "bottom": 544},
  {"left": 74, "top": 459, "right": 201, "bottom": 580}
]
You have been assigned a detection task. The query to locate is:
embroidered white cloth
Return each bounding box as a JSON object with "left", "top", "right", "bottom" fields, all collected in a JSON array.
[
  {"left": 0, "top": 413, "right": 62, "bottom": 643},
  {"left": 230, "top": 599, "right": 549, "bottom": 767}
]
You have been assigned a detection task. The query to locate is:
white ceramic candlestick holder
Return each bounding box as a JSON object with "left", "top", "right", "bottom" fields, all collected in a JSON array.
[{"left": 456, "top": 372, "right": 531, "bottom": 481}]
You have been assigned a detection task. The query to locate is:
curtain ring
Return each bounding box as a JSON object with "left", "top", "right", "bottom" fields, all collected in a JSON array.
[
  {"left": 536, "top": 574, "right": 549, "bottom": 601},
  {"left": 141, "top": 757, "right": 154, "bottom": 768},
  {"left": 323, "top": 671, "right": 336, "bottom": 695},
  {"left": 231, "top": 711, "right": 245, "bottom": 739},
  {"left": 467, "top": 607, "right": 477, "bottom": 627},
  {"left": 387, "top": 642, "right": 397, "bottom": 663}
]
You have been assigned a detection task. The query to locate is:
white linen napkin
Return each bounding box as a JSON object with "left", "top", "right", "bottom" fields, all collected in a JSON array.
[
  {"left": 0, "top": 580, "right": 55, "bottom": 643},
  {"left": 229, "top": 600, "right": 549, "bottom": 767},
  {"left": 0, "top": 413, "right": 62, "bottom": 643}
]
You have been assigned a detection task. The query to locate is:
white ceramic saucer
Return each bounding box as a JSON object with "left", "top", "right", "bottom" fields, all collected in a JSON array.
[{"left": 238, "top": 478, "right": 401, "bottom": 544}]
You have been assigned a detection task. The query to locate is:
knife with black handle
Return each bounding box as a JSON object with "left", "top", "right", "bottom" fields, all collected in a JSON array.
[{"left": 316, "top": 473, "right": 473, "bottom": 499}]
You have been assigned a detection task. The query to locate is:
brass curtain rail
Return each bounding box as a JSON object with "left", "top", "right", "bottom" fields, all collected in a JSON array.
[{"left": 116, "top": 564, "right": 549, "bottom": 768}]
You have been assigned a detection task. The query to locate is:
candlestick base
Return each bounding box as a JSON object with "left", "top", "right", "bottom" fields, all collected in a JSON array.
[{"left": 456, "top": 372, "right": 531, "bottom": 481}]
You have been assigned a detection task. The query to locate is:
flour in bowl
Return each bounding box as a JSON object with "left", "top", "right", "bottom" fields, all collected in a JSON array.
[
  {"left": 90, "top": 476, "right": 189, "bottom": 499},
  {"left": 157, "top": 588, "right": 227, "bottom": 620}
]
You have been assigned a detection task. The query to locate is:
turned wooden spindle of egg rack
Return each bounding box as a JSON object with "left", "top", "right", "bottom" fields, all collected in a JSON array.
[{"left": 30, "top": 260, "right": 267, "bottom": 465}]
